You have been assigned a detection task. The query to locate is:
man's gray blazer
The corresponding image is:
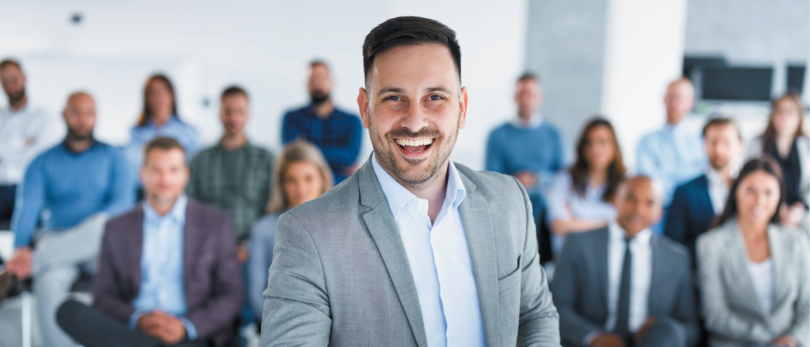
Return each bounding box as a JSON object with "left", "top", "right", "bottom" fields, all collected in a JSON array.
[
  {"left": 551, "top": 227, "right": 700, "bottom": 347},
  {"left": 261, "top": 158, "right": 560, "bottom": 346}
]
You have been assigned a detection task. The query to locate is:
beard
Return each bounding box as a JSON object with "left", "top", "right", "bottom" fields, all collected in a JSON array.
[
  {"left": 5, "top": 87, "right": 25, "bottom": 105},
  {"left": 369, "top": 111, "right": 460, "bottom": 188},
  {"left": 66, "top": 127, "right": 93, "bottom": 142},
  {"left": 310, "top": 90, "right": 330, "bottom": 106}
]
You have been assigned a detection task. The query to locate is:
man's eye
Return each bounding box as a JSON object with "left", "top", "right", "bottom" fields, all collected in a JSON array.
[
  {"left": 385, "top": 96, "right": 401, "bottom": 101},
  {"left": 429, "top": 95, "right": 444, "bottom": 101}
]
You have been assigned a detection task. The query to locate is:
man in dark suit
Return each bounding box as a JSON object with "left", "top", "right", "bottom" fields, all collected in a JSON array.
[
  {"left": 552, "top": 176, "right": 699, "bottom": 347},
  {"left": 665, "top": 118, "right": 743, "bottom": 259},
  {"left": 56, "top": 137, "right": 243, "bottom": 347}
]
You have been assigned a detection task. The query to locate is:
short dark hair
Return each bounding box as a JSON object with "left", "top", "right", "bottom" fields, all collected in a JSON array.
[
  {"left": 143, "top": 136, "right": 185, "bottom": 165},
  {"left": 362, "top": 16, "right": 461, "bottom": 88},
  {"left": 702, "top": 116, "right": 741, "bottom": 139},
  {"left": 309, "top": 60, "right": 329, "bottom": 70},
  {"left": 221, "top": 85, "right": 249, "bottom": 102},
  {"left": 517, "top": 72, "right": 540, "bottom": 84},
  {"left": 0, "top": 59, "right": 22, "bottom": 71}
]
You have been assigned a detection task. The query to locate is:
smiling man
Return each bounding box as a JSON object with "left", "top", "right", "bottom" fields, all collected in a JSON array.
[{"left": 261, "top": 16, "right": 560, "bottom": 347}]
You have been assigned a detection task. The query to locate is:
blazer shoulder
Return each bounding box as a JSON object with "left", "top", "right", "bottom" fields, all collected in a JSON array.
[
  {"left": 654, "top": 235, "right": 690, "bottom": 262},
  {"left": 188, "top": 199, "right": 230, "bottom": 221},
  {"left": 285, "top": 172, "right": 361, "bottom": 223},
  {"left": 566, "top": 227, "right": 608, "bottom": 249},
  {"left": 104, "top": 208, "right": 142, "bottom": 236},
  {"left": 696, "top": 222, "right": 734, "bottom": 251},
  {"left": 455, "top": 163, "right": 521, "bottom": 193}
]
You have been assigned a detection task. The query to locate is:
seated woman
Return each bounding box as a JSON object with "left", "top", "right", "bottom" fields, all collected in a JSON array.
[
  {"left": 247, "top": 141, "right": 333, "bottom": 326},
  {"left": 697, "top": 157, "right": 808, "bottom": 347},
  {"left": 546, "top": 118, "right": 626, "bottom": 253},
  {"left": 745, "top": 92, "right": 809, "bottom": 228}
]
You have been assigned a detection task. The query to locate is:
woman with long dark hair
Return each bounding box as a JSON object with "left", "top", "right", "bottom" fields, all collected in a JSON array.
[
  {"left": 545, "top": 117, "right": 626, "bottom": 253},
  {"left": 745, "top": 92, "right": 808, "bottom": 227},
  {"left": 124, "top": 74, "right": 198, "bottom": 192},
  {"left": 697, "top": 157, "right": 808, "bottom": 347}
]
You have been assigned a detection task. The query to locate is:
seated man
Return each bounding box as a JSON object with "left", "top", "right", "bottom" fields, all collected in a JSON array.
[
  {"left": 552, "top": 176, "right": 699, "bottom": 347},
  {"left": 666, "top": 117, "right": 743, "bottom": 262},
  {"left": 57, "top": 137, "right": 243, "bottom": 347},
  {"left": 4, "top": 92, "right": 133, "bottom": 347}
]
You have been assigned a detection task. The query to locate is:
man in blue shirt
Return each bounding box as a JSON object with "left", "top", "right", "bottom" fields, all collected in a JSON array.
[
  {"left": 56, "top": 137, "right": 243, "bottom": 347},
  {"left": 4, "top": 92, "right": 134, "bottom": 347},
  {"left": 282, "top": 61, "right": 363, "bottom": 183},
  {"left": 485, "top": 73, "right": 566, "bottom": 221},
  {"left": 636, "top": 78, "right": 707, "bottom": 233}
]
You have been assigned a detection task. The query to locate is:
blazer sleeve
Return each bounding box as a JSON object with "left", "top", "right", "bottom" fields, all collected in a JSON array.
[
  {"left": 261, "top": 213, "right": 332, "bottom": 346},
  {"left": 786, "top": 235, "right": 809, "bottom": 345},
  {"left": 92, "top": 223, "right": 136, "bottom": 322},
  {"left": 671, "top": 258, "right": 701, "bottom": 346},
  {"left": 513, "top": 177, "right": 561, "bottom": 347},
  {"left": 551, "top": 233, "right": 602, "bottom": 346},
  {"left": 185, "top": 215, "right": 244, "bottom": 339},
  {"left": 696, "top": 234, "right": 774, "bottom": 342}
]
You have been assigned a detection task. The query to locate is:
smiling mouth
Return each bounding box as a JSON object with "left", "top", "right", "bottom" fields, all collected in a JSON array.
[{"left": 395, "top": 138, "right": 434, "bottom": 154}]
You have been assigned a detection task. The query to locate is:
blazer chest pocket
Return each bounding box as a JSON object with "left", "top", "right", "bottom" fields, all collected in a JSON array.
[{"left": 498, "top": 255, "right": 521, "bottom": 293}]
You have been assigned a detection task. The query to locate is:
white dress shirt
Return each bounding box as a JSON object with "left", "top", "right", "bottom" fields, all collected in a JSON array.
[
  {"left": 372, "top": 155, "right": 485, "bottom": 347},
  {"left": 746, "top": 258, "right": 774, "bottom": 314},
  {"left": 0, "top": 102, "right": 62, "bottom": 185},
  {"left": 605, "top": 222, "right": 653, "bottom": 333},
  {"left": 705, "top": 167, "right": 732, "bottom": 214}
]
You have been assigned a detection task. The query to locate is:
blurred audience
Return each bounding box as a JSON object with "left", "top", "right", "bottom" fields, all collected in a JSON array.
[
  {"left": 282, "top": 61, "right": 362, "bottom": 183},
  {"left": 187, "top": 86, "right": 274, "bottom": 261},
  {"left": 552, "top": 176, "right": 699, "bottom": 347},
  {"left": 546, "top": 118, "right": 625, "bottom": 254},
  {"left": 697, "top": 157, "right": 808, "bottom": 347},
  {"left": 5, "top": 92, "right": 134, "bottom": 347},
  {"left": 485, "top": 73, "right": 566, "bottom": 221},
  {"left": 57, "top": 137, "right": 243, "bottom": 347},
  {"left": 745, "top": 92, "right": 809, "bottom": 228},
  {"left": 247, "top": 141, "right": 333, "bottom": 327},
  {"left": 637, "top": 78, "right": 707, "bottom": 233},
  {"left": 0, "top": 59, "right": 61, "bottom": 222},
  {"left": 666, "top": 117, "right": 744, "bottom": 261},
  {"left": 126, "top": 74, "right": 198, "bottom": 197}
]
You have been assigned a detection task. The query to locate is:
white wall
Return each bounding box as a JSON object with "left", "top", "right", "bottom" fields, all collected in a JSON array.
[{"left": 0, "top": 0, "right": 527, "bottom": 170}]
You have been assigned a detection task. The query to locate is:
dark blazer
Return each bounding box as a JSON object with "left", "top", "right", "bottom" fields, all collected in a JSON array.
[
  {"left": 551, "top": 227, "right": 700, "bottom": 347},
  {"left": 665, "top": 174, "right": 716, "bottom": 259},
  {"left": 92, "top": 199, "right": 244, "bottom": 347}
]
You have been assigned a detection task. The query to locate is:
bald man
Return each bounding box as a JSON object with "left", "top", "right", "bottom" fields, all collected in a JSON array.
[
  {"left": 551, "top": 176, "right": 699, "bottom": 347},
  {"left": 636, "top": 79, "right": 707, "bottom": 233},
  {"left": 4, "top": 92, "right": 134, "bottom": 347}
]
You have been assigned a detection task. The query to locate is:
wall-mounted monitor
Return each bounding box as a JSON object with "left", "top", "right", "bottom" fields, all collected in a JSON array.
[
  {"left": 787, "top": 65, "right": 805, "bottom": 94},
  {"left": 701, "top": 66, "right": 772, "bottom": 101}
]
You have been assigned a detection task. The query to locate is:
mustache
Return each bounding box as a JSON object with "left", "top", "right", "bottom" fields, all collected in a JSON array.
[{"left": 384, "top": 128, "right": 443, "bottom": 140}]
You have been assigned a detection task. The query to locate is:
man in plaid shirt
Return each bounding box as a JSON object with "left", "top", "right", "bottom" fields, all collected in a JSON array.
[
  {"left": 282, "top": 61, "right": 363, "bottom": 183},
  {"left": 187, "top": 86, "right": 274, "bottom": 262}
]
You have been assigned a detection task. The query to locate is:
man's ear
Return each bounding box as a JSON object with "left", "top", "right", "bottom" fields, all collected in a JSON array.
[
  {"left": 357, "top": 87, "right": 370, "bottom": 129},
  {"left": 458, "top": 87, "right": 468, "bottom": 129}
]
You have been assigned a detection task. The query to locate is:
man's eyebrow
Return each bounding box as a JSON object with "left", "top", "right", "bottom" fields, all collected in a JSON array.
[
  {"left": 425, "top": 87, "right": 452, "bottom": 93},
  {"left": 378, "top": 87, "right": 403, "bottom": 94}
]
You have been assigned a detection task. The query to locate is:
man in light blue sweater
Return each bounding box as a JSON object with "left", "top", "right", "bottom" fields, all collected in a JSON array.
[
  {"left": 485, "top": 73, "right": 565, "bottom": 221},
  {"left": 4, "top": 92, "right": 134, "bottom": 347}
]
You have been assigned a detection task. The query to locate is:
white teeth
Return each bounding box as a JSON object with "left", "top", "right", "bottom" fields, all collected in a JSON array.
[{"left": 396, "top": 138, "right": 433, "bottom": 147}]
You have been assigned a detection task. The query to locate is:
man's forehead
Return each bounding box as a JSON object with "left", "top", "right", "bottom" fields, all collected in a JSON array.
[{"left": 369, "top": 44, "right": 459, "bottom": 92}]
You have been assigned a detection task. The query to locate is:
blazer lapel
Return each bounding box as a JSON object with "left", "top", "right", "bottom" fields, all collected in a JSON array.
[
  {"left": 457, "top": 172, "right": 499, "bottom": 347},
  {"left": 358, "top": 159, "right": 428, "bottom": 347},
  {"left": 695, "top": 175, "right": 715, "bottom": 215},
  {"left": 183, "top": 200, "right": 201, "bottom": 297},
  {"left": 767, "top": 225, "right": 786, "bottom": 315},
  {"left": 726, "top": 222, "right": 768, "bottom": 319},
  {"left": 127, "top": 206, "right": 145, "bottom": 295},
  {"left": 648, "top": 237, "right": 666, "bottom": 314}
]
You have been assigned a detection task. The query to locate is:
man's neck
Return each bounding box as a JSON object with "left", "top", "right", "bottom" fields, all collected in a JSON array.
[
  {"left": 64, "top": 137, "right": 93, "bottom": 153},
  {"left": 313, "top": 100, "right": 334, "bottom": 119},
  {"left": 377, "top": 154, "right": 449, "bottom": 223},
  {"left": 666, "top": 113, "right": 685, "bottom": 126},
  {"left": 147, "top": 195, "right": 180, "bottom": 216},
  {"left": 9, "top": 96, "right": 27, "bottom": 111},
  {"left": 710, "top": 164, "right": 734, "bottom": 186},
  {"left": 220, "top": 132, "right": 248, "bottom": 150}
]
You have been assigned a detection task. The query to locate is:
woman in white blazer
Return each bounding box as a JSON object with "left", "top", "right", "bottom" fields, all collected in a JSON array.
[
  {"left": 745, "top": 92, "right": 809, "bottom": 229},
  {"left": 697, "top": 157, "right": 809, "bottom": 347}
]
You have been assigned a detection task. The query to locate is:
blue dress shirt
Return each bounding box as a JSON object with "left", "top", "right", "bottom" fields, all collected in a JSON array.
[
  {"left": 546, "top": 172, "right": 617, "bottom": 252},
  {"left": 371, "top": 155, "right": 485, "bottom": 347},
  {"left": 636, "top": 121, "right": 707, "bottom": 205},
  {"left": 130, "top": 194, "right": 197, "bottom": 340},
  {"left": 125, "top": 116, "right": 198, "bottom": 187},
  {"left": 11, "top": 141, "right": 134, "bottom": 247}
]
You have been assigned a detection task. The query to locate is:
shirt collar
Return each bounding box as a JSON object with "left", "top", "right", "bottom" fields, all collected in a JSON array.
[
  {"left": 609, "top": 221, "right": 652, "bottom": 245},
  {"left": 511, "top": 113, "right": 543, "bottom": 129},
  {"left": 371, "top": 153, "right": 466, "bottom": 218},
  {"left": 143, "top": 194, "right": 188, "bottom": 224}
]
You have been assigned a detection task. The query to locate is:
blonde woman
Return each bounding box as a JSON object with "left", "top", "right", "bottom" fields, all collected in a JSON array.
[{"left": 247, "top": 142, "right": 333, "bottom": 325}]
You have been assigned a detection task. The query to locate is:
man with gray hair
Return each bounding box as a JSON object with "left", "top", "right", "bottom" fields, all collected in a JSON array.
[
  {"left": 262, "top": 16, "right": 560, "bottom": 346},
  {"left": 552, "top": 176, "right": 699, "bottom": 347}
]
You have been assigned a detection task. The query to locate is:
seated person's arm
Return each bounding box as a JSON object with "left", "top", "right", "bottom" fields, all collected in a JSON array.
[
  {"left": 784, "top": 237, "right": 809, "bottom": 345},
  {"left": 103, "top": 149, "right": 135, "bottom": 217},
  {"left": 92, "top": 227, "right": 137, "bottom": 322},
  {"left": 545, "top": 174, "right": 608, "bottom": 236},
  {"left": 7, "top": 158, "right": 46, "bottom": 279},
  {"left": 513, "top": 177, "right": 561, "bottom": 346},
  {"left": 184, "top": 216, "right": 244, "bottom": 339},
  {"left": 668, "top": 262, "right": 701, "bottom": 346},
  {"left": 261, "top": 213, "right": 331, "bottom": 346}
]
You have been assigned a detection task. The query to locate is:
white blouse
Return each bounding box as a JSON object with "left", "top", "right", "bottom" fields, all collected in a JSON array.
[{"left": 746, "top": 258, "right": 774, "bottom": 314}]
